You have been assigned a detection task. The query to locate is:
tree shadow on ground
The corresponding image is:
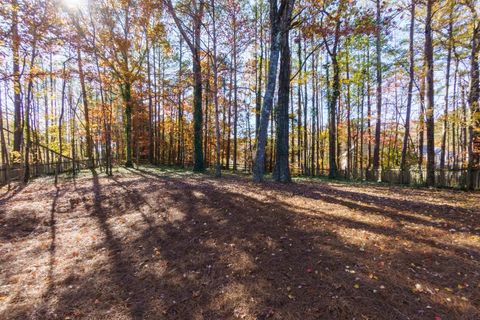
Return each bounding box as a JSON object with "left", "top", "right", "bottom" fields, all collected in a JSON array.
[{"left": 2, "top": 169, "right": 479, "bottom": 319}]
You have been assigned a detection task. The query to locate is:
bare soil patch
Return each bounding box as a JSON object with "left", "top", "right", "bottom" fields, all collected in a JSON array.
[{"left": 1, "top": 167, "right": 479, "bottom": 319}]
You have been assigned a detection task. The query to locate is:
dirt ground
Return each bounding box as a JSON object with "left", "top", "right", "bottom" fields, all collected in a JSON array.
[{"left": 0, "top": 167, "right": 479, "bottom": 320}]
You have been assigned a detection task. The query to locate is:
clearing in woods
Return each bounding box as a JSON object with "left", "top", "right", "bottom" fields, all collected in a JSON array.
[{"left": 0, "top": 167, "right": 479, "bottom": 319}]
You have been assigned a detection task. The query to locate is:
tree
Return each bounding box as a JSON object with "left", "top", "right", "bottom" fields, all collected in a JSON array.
[
  {"left": 0, "top": 0, "right": 479, "bottom": 190},
  {"left": 11, "top": 0, "right": 22, "bottom": 153},
  {"left": 317, "top": 0, "right": 350, "bottom": 179},
  {"left": 372, "top": 0, "right": 382, "bottom": 176},
  {"left": 209, "top": 0, "right": 221, "bottom": 177},
  {"left": 253, "top": 0, "right": 295, "bottom": 182},
  {"left": 425, "top": 0, "right": 435, "bottom": 186},
  {"left": 272, "top": 4, "right": 294, "bottom": 183},
  {"left": 400, "top": 0, "right": 415, "bottom": 177},
  {"left": 466, "top": 0, "right": 479, "bottom": 190},
  {"left": 164, "top": 0, "right": 205, "bottom": 172},
  {"left": 440, "top": 2, "right": 454, "bottom": 178}
]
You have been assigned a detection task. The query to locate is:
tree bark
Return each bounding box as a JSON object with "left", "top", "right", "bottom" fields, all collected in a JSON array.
[
  {"left": 372, "top": 0, "right": 382, "bottom": 175},
  {"left": 440, "top": 7, "right": 454, "bottom": 179},
  {"left": 77, "top": 47, "right": 94, "bottom": 168},
  {"left": 123, "top": 81, "right": 133, "bottom": 167},
  {"left": 467, "top": 9, "right": 479, "bottom": 190},
  {"left": 273, "top": 23, "right": 292, "bottom": 182},
  {"left": 400, "top": 0, "right": 415, "bottom": 178},
  {"left": 253, "top": 2, "right": 282, "bottom": 182},
  {"left": 232, "top": 12, "right": 238, "bottom": 172},
  {"left": 211, "top": 0, "right": 221, "bottom": 177},
  {"left": 164, "top": 0, "right": 205, "bottom": 171},
  {"left": 425, "top": 0, "right": 436, "bottom": 186},
  {"left": 12, "top": 0, "right": 23, "bottom": 153}
]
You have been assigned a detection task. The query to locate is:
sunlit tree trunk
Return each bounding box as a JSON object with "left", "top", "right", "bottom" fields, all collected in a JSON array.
[
  {"left": 23, "top": 27, "right": 39, "bottom": 183},
  {"left": 372, "top": 0, "right": 382, "bottom": 176},
  {"left": 273, "top": 20, "right": 292, "bottom": 183},
  {"left": 77, "top": 48, "right": 94, "bottom": 168},
  {"left": 253, "top": 0, "right": 295, "bottom": 182},
  {"left": 210, "top": 0, "right": 221, "bottom": 177},
  {"left": 401, "top": 0, "right": 415, "bottom": 180},
  {"left": 164, "top": 0, "right": 205, "bottom": 172},
  {"left": 441, "top": 7, "right": 454, "bottom": 181}
]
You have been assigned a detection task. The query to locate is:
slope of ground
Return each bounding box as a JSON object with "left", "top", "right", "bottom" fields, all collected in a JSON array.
[{"left": 0, "top": 167, "right": 479, "bottom": 319}]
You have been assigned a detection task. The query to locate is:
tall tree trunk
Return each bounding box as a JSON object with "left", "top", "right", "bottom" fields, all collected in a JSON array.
[
  {"left": 177, "top": 38, "right": 184, "bottom": 166},
  {"left": 311, "top": 48, "right": 316, "bottom": 176},
  {"left": 290, "top": 84, "right": 295, "bottom": 165},
  {"left": 12, "top": 0, "right": 22, "bottom": 153},
  {"left": 273, "top": 23, "right": 292, "bottom": 182},
  {"left": 297, "top": 36, "right": 302, "bottom": 171},
  {"left": 164, "top": 0, "right": 205, "bottom": 171},
  {"left": 425, "top": 0, "right": 436, "bottom": 186},
  {"left": 366, "top": 44, "right": 372, "bottom": 169},
  {"left": 226, "top": 63, "right": 232, "bottom": 169},
  {"left": 203, "top": 66, "right": 210, "bottom": 167},
  {"left": 253, "top": 8, "right": 281, "bottom": 181},
  {"left": 77, "top": 48, "right": 94, "bottom": 168},
  {"left": 24, "top": 44, "right": 37, "bottom": 183},
  {"left": 211, "top": 0, "right": 221, "bottom": 177},
  {"left": 0, "top": 85, "right": 9, "bottom": 179},
  {"left": 372, "top": 0, "right": 382, "bottom": 175},
  {"left": 346, "top": 41, "right": 352, "bottom": 178},
  {"left": 328, "top": 55, "right": 340, "bottom": 179},
  {"left": 192, "top": 16, "right": 204, "bottom": 172},
  {"left": 324, "top": 13, "right": 343, "bottom": 180},
  {"left": 123, "top": 81, "right": 133, "bottom": 167},
  {"left": 418, "top": 63, "right": 426, "bottom": 178},
  {"left": 467, "top": 15, "right": 479, "bottom": 190},
  {"left": 57, "top": 62, "right": 68, "bottom": 183},
  {"left": 303, "top": 38, "right": 308, "bottom": 175},
  {"left": 233, "top": 13, "right": 238, "bottom": 172},
  {"left": 401, "top": 0, "right": 415, "bottom": 178},
  {"left": 452, "top": 55, "right": 459, "bottom": 169},
  {"left": 253, "top": 0, "right": 294, "bottom": 182},
  {"left": 441, "top": 8, "right": 454, "bottom": 179},
  {"left": 146, "top": 35, "right": 154, "bottom": 164},
  {"left": 255, "top": 3, "right": 264, "bottom": 139},
  {"left": 360, "top": 57, "right": 366, "bottom": 178},
  {"left": 461, "top": 85, "right": 467, "bottom": 166}
]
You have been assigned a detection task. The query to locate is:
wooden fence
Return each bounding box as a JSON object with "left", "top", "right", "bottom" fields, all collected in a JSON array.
[
  {"left": 0, "top": 159, "right": 92, "bottom": 185},
  {"left": 378, "top": 168, "right": 480, "bottom": 190},
  {"left": 2, "top": 156, "right": 479, "bottom": 190},
  {"left": 330, "top": 168, "right": 480, "bottom": 190}
]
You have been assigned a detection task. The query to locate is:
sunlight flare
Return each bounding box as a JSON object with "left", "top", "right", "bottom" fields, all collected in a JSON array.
[{"left": 61, "top": 0, "right": 88, "bottom": 10}]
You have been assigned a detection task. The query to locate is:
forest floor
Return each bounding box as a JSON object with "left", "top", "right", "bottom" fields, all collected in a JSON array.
[{"left": 0, "top": 166, "right": 479, "bottom": 320}]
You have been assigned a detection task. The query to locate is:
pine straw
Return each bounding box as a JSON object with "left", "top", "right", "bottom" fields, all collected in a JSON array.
[{"left": 0, "top": 167, "right": 479, "bottom": 319}]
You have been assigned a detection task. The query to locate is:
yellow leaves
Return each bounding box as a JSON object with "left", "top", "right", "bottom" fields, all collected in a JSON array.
[
  {"left": 353, "top": 283, "right": 360, "bottom": 289},
  {"left": 10, "top": 150, "right": 22, "bottom": 164},
  {"left": 148, "top": 22, "right": 166, "bottom": 39},
  {"left": 13, "top": 83, "right": 21, "bottom": 95}
]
